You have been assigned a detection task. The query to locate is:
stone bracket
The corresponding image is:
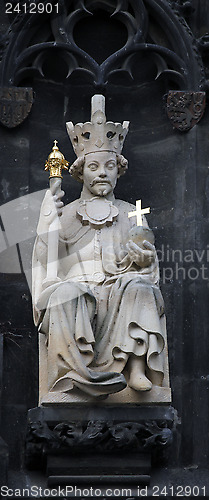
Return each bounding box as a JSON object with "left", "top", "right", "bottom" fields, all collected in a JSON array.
[{"left": 25, "top": 405, "right": 178, "bottom": 486}]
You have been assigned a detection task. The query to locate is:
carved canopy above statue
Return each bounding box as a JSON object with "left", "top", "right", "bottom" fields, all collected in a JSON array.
[
  {"left": 0, "top": 0, "right": 206, "bottom": 90},
  {"left": 0, "top": 0, "right": 207, "bottom": 129}
]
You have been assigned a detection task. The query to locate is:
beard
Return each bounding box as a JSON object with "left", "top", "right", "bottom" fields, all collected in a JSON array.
[{"left": 97, "top": 186, "right": 109, "bottom": 196}]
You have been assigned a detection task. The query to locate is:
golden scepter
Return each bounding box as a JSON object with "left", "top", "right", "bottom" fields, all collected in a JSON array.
[{"left": 43, "top": 140, "right": 69, "bottom": 286}]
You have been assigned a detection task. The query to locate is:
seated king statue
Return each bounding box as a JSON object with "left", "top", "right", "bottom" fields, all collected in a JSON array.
[{"left": 32, "top": 95, "right": 171, "bottom": 404}]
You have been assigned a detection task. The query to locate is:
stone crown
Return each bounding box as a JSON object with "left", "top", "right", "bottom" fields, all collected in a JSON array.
[{"left": 66, "top": 95, "right": 129, "bottom": 158}]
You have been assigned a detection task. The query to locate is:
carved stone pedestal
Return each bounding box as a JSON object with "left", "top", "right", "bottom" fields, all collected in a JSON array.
[{"left": 25, "top": 405, "right": 176, "bottom": 492}]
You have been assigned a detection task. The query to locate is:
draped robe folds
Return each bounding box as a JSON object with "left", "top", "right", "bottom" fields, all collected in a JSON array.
[{"left": 32, "top": 197, "right": 166, "bottom": 398}]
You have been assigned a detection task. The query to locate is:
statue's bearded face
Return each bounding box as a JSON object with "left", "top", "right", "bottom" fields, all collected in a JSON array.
[{"left": 82, "top": 151, "right": 118, "bottom": 197}]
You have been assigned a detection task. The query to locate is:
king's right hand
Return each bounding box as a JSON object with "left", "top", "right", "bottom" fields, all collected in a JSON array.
[
  {"left": 40, "top": 180, "right": 65, "bottom": 225},
  {"left": 37, "top": 181, "right": 65, "bottom": 238}
]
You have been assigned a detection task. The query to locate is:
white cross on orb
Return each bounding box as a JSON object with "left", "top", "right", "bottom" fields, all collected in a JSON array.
[{"left": 128, "top": 199, "right": 150, "bottom": 226}]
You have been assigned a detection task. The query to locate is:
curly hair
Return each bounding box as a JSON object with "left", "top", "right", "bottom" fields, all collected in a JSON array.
[{"left": 69, "top": 154, "right": 128, "bottom": 183}]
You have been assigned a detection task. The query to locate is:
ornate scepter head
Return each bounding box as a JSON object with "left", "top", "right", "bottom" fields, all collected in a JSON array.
[{"left": 44, "top": 140, "right": 69, "bottom": 179}]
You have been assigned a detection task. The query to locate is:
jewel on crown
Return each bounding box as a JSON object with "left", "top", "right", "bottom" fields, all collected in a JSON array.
[{"left": 66, "top": 95, "right": 129, "bottom": 158}]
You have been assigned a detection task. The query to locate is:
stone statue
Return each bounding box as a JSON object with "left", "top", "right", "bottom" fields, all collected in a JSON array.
[{"left": 32, "top": 95, "right": 171, "bottom": 404}]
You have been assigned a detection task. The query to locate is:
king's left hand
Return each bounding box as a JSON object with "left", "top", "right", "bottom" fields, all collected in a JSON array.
[{"left": 126, "top": 239, "right": 155, "bottom": 268}]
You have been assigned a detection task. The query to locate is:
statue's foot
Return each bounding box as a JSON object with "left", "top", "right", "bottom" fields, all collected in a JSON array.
[{"left": 129, "top": 374, "right": 152, "bottom": 392}]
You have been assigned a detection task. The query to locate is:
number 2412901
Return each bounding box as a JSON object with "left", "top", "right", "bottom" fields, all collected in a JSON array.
[{"left": 5, "top": 3, "right": 59, "bottom": 14}]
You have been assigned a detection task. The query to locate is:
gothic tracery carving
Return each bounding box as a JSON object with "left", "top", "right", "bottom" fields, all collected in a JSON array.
[{"left": 0, "top": 0, "right": 206, "bottom": 128}]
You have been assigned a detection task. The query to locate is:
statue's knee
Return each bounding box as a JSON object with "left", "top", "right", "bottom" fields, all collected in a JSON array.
[
  {"left": 49, "top": 282, "right": 80, "bottom": 307},
  {"left": 124, "top": 281, "right": 151, "bottom": 296}
]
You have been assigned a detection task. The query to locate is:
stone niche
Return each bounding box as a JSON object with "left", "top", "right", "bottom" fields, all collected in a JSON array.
[
  {"left": 29, "top": 91, "right": 175, "bottom": 487},
  {"left": 2, "top": 0, "right": 209, "bottom": 492}
]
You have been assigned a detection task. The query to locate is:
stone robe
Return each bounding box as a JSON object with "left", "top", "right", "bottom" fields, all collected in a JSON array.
[{"left": 32, "top": 196, "right": 166, "bottom": 398}]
